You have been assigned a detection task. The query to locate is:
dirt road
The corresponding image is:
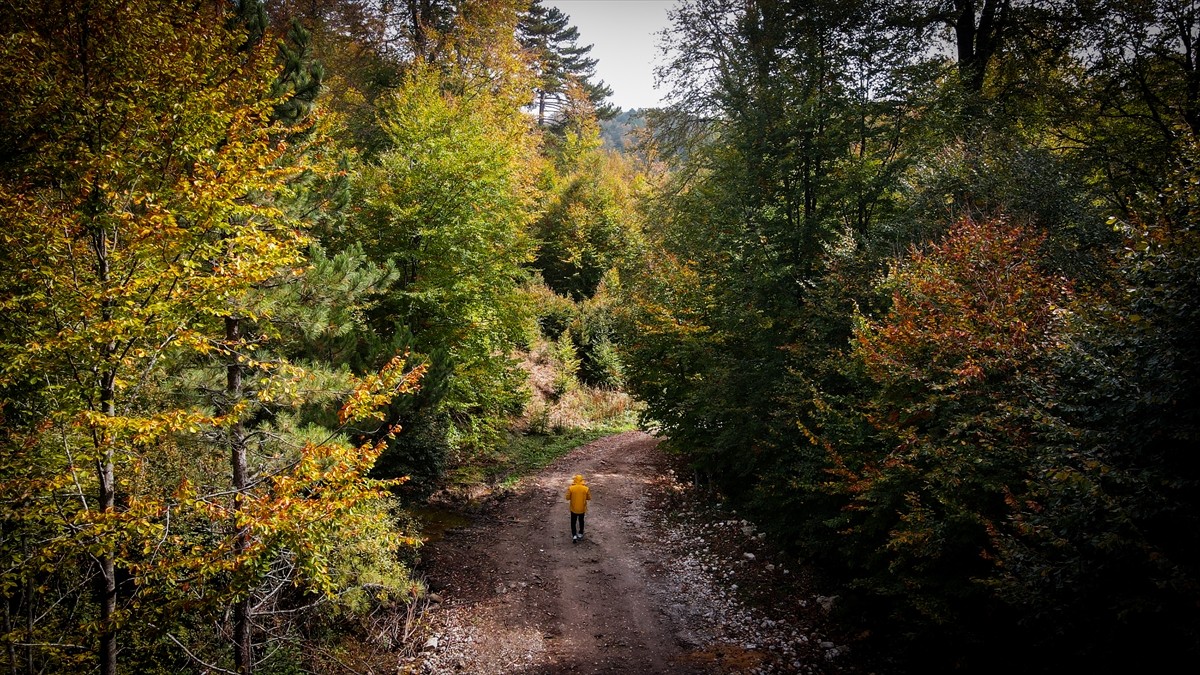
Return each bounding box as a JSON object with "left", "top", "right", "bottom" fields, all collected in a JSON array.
[
  {"left": 417, "top": 431, "right": 699, "bottom": 673},
  {"left": 414, "top": 432, "right": 872, "bottom": 675}
]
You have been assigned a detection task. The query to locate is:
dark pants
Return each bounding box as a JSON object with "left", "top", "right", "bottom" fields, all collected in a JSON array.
[{"left": 571, "top": 512, "right": 585, "bottom": 537}]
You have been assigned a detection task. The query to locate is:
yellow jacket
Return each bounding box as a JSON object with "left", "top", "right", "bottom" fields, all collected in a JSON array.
[{"left": 566, "top": 475, "right": 590, "bottom": 514}]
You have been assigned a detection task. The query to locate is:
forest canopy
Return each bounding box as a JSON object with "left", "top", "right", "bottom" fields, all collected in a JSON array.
[
  {"left": 616, "top": 0, "right": 1200, "bottom": 670},
  {"left": 2, "top": 0, "right": 1198, "bottom": 673},
  {"left": 0, "top": 1, "right": 635, "bottom": 672}
]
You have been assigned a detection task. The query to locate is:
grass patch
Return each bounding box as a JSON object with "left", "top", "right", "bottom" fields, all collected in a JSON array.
[
  {"left": 495, "top": 424, "right": 630, "bottom": 488},
  {"left": 443, "top": 412, "right": 639, "bottom": 491}
]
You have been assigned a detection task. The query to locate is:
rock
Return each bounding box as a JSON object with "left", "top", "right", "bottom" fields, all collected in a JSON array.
[
  {"left": 428, "top": 592, "right": 444, "bottom": 603},
  {"left": 744, "top": 552, "right": 756, "bottom": 561},
  {"left": 423, "top": 636, "right": 439, "bottom": 651}
]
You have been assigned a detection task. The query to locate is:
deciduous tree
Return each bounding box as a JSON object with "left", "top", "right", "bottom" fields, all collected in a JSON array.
[
  {"left": 0, "top": 2, "right": 423, "bottom": 672},
  {"left": 342, "top": 63, "right": 536, "bottom": 462}
]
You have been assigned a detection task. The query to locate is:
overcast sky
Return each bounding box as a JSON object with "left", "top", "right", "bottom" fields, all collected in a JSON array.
[{"left": 546, "top": 1, "right": 677, "bottom": 111}]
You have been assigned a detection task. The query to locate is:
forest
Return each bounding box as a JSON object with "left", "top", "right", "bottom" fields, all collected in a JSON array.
[{"left": 2, "top": 0, "right": 1198, "bottom": 673}]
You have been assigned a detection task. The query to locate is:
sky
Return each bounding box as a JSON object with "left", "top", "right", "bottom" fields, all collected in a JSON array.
[{"left": 545, "top": 1, "right": 677, "bottom": 111}]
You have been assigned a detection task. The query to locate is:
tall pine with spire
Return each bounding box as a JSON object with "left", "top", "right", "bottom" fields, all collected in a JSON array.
[{"left": 518, "top": 0, "right": 616, "bottom": 127}]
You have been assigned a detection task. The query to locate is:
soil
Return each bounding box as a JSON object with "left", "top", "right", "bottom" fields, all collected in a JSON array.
[{"left": 408, "top": 432, "right": 883, "bottom": 675}]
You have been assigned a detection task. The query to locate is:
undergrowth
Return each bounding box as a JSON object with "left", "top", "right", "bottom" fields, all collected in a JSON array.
[{"left": 434, "top": 330, "right": 644, "bottom": 498}]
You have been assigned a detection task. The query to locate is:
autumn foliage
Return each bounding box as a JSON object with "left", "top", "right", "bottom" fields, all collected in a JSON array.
[
  {"left": 0, "top": 1, "right": 426, "bottom": 673},
  {"left": 837, "top": 217, "right": 1072, "bottom": 628},
  {"left": 618, "top": 0, "right": 1200, "bottom": 669}
]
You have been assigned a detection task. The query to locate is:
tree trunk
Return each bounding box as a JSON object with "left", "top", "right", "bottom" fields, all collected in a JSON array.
[
  {"left": 96, "top": 372, "right": 118, "bottom": 675},
  {"left": 82, "top": 5, "right": 119, "bottom": 671},
  {"left": 1179, "top": 8, "right": 1200, "bottom": 134},
  {"left": 407, "top": 0, "right": 432, "bottom": 61},
  {"left": 96, "top": 555, "right": 117, "bottom": 675},
  {"left": 4, "top": 555, "right": 20, "bottom": 675},
  {"left": 226, "top": 316, "right": 253, "bottom": 674},
  {"left": 94, "top": 217, "right": 119, "bottom": 675},
  {"left": 953, "top": 0, "right": 1010, "bottom": 101}
]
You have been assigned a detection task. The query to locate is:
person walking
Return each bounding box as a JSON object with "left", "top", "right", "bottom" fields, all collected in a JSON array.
[{"left": 566, "top": 474, "right": 590, "bottom": 543}]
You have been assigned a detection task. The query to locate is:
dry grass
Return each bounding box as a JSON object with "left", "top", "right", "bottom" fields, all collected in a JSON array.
[
  {"left": 512, "top": 339, "right": 640, "bottom": 434},
  {"left": 430, "top": 340, "right": 642, "bottom": 501}
]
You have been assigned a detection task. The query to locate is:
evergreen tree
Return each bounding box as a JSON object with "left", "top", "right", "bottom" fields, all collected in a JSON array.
[
  {"left": 270, "top": 18, "right": 324, "bottom": 126},
  {"left": 518, "top": 0, "right": 616, "bottom": 127}
]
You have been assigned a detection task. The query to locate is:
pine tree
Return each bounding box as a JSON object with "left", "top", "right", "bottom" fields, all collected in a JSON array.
[
  {"left": 518, "top": 0, "right": 616, "bottom": 127},
  {"left": 271, "top": 18, "right": 325, "bottom": 127}
]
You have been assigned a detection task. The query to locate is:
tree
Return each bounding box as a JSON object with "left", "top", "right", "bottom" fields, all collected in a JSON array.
[
  {"left": 842, "top": 218, "right": 1070, "bottom": 641},
  {"left": 0, "top": 3, "right": 294, "bottom": 670},
  {"left": 1014, "top": 139, "right": 1200, "bottom": 668},
  {"left": 534, "top": 118, "right": 643, "bottom": 301},
  {"left": 898, "top": 0, "right": 1016, "bottom": 97},
  {"left": 518, "top": 0, "right": 616, "bottom": 127},
  {"left": 621, "top": 0, "right": 1200, "bottom": 669},
  {"left": 340, "top": 63, "right": 536, "bottom": 462},
  {"left": 0, "top": 2, "right": 423, "bottom": 672},
  {"left": 882, "top": 1, "right": 1079, "bottom": 121},
  {"left": 264, "top": 0, "right": 515, "bottom": 156},
  {"left": 624, "top": 0, "right": 930, "bottom": 487},
  {"left": 1040, "top": 0, "right": 1200, "bottom": 213}
]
